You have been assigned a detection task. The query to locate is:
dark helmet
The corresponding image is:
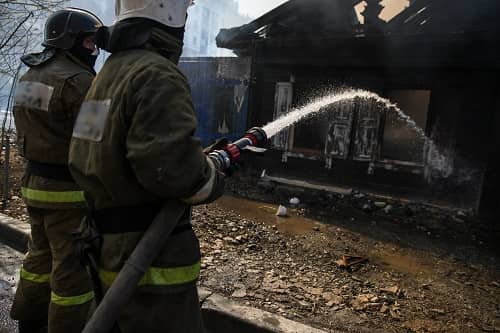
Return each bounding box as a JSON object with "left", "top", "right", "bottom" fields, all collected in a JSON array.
[{"left": 43, "top": 8, "right": 103, "bottom": 50}]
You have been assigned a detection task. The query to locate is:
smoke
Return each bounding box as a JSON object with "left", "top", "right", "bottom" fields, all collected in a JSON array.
[
  {"left": 183, "top": 0, "right": 249, "bottom": 57},
  {"left": 237, "top": 0, "right": 287, "bottom": 18},
  {"left": 70, "top": 0, "right": 114, "bottom": 24}
]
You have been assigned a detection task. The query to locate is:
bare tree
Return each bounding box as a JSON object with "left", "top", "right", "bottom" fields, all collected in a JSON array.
[{"left": 0, "top": 0, "right": 69, "bottom": 109}]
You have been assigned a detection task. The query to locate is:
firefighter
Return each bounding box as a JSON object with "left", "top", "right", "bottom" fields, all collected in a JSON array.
[
  {"left": 10, "top": 8, "right": 103, "bottom": 333},
  {"left": 68, "top": 0, "right": 225, "bottom": 332}
]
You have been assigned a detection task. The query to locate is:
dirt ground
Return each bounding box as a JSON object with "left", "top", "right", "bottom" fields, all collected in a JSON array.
[
  {"left": 1, "top": 146, "right": 499, "bottom": 333},
  {"left": 194, "top": 196, "right": 500, "bottom": 333}
]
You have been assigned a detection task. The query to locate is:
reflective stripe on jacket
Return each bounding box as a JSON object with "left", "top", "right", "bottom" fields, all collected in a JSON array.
[
  {"left": 21, "top": 174, "right": 86, "bottom": 209},
  {"left": 99, "top": 261, "right": 201, "bottom": 287},
  {"left": 21, "top": 188, "right": 85, "bottom": 203}
]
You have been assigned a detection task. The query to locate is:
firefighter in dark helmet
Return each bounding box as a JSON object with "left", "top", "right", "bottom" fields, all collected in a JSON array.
[
  {"left": 68, "top": 0, "right": 226, "bottom": 332},
  {"left": 10, "top": 8, "right": 103, "bottom": 333}
]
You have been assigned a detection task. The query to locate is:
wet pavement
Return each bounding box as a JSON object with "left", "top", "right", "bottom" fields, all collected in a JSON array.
[{"left": 0, "top": 244, "right": 21, "bottom": 333}]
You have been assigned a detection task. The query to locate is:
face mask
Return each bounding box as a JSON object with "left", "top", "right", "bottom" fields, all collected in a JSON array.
[
  {"left": 83, "top": 51, "right": 99, "bottom": 68},
  {"left": 70, "top": 34, "right": 99, "bottom": 68},
  {"left": 70, "top": 46, "right": 98, "bottom": 67}
]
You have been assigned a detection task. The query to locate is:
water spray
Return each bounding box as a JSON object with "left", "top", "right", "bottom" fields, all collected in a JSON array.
[
  {"left": 205, "top": 89, "right": 450, "bottom": 176},
  {"left": 207, "top": 127, "right": 268, "bottom": 171}
]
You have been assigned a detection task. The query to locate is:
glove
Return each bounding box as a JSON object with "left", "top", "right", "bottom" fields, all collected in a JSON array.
[
  {"left": 203, "top": 138, "right": 229, "bottom": 155},
  {"left": 207, "top": 150, "right": 243, "bottom": 177}
]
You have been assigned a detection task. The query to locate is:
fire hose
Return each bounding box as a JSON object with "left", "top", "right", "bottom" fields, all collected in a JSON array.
[{"left": 82, "top": 127, "right": 267, "bottom": 333}]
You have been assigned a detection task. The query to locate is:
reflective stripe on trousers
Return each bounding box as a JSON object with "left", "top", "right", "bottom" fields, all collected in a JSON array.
[
  {"left": 21, "top": 187, "right": 85, "bottom": 203},
  {"left": 99, "top": 261, "right": 201, "bottom": 287},
  {"left": 20, "top": 267, "right": 95, "bottom": 306},
  {"left": 51, "top": 291, "right": 95, "bottom": 306},
  {"left": 20, "top": 267, "right": 50, "bottom": 284}
]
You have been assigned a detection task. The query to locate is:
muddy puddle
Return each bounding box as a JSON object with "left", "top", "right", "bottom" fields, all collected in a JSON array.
[
  {"left": 370, "top": 250, "right": 435, "bottom": 277},
  {"left": 214, "top": 196, "right": 321, "bottom": 236},
  {"left": 215, "top": 196, "right": 437, "bottom": 278}
]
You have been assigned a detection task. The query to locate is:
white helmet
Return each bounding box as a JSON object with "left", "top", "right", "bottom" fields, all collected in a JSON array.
[{"left": 115, "top": 0, "right": 193, "bottom": 28}]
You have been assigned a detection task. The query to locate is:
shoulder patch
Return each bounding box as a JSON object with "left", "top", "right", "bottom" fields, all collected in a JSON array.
[
  {"left": 14, "top": 81, "right": 54, "bottom": 111},
  {"left": 72, "top": 100, "right": 111, "bottom": 142}
]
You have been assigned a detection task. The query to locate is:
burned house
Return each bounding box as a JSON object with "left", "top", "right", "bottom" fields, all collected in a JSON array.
[{"left": 182, "top": 0, "right": 499, "bottom": 217}]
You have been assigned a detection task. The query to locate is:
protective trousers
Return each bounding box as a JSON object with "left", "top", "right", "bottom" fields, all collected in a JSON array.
[
  {"left": 10, "top": 207, "right": 94, "bottom": 333},
  {"left": 96, "top": 223, "right": 204, "bottom": 333},
  {"left": 102, "top": 282, "right": 203, "bottom": 333}
]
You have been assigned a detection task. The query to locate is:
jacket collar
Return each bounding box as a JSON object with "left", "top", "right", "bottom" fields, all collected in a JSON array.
[
  {"left": 21, "top": 48, "right": 57, "bottom": 67},
  {"left": 63, "top": 51, "right": 96, "bottom": 75},
  {"left": 20, "top": 48, "right": 95, "bottom": 75},
  {"left": 143, "top": 27, "right": 183, "bottom": 65}
]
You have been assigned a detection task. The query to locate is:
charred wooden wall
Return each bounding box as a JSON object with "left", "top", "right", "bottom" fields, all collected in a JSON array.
[{"left": 246, "top": 39, "right": 498, "bottom": 212}]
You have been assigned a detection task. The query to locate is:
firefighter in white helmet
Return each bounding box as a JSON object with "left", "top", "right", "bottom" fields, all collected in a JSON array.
[{"left": 68, "top": 0, "right": 224, "bottom": 332}]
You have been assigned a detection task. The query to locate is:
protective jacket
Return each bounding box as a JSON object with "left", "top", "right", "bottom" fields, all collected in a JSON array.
[
  {"left": 11, "top": 49, "right": 96, "bottom": 333},
  {"left": 69, "top": 28, "right": 222, "bottom": 210},
  {"left": 68, "top": 26, "right": 224, "bottom": 305},
  {"left": 13, "top": 49, "right": 95, "bottom": 209}
]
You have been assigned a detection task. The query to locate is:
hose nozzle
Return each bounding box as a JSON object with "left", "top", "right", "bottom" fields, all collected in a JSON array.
[
  {"left": 208, "top": 127, "right": 267, "bottom": 172},
  {"left": 243, "top": 127, "right": 267, "bottom": 147}
]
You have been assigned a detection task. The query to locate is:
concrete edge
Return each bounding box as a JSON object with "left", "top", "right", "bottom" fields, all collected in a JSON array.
[
  {"left": 262, "top": 173, "right": 459, "bottom": 212},
  {"left": 199, "top": 288, "right": 331, "bottom": 333},
  {"left": 0, "top": 213, "right": 28, "bottom": 253},
  {"left": 262, "top": 175, "right": 353, "bottom": 196}
]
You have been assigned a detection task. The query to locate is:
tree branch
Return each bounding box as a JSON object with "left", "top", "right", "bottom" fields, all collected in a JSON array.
[{"left": 0, "top": 11, "right": 32, "bottom": 51}]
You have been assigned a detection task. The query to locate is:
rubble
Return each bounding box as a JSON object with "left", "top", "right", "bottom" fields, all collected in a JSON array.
[
  {"left": 231, "top": 289, "right": 247, "bottom": 298},
  {"left": 380, "top": 285, "right": 402, "bottom": 296},
  {"left": 382, "top": 205, "right": 393, "bottom": 214},
  {"left": 335, "top": 256, "right": 368, "bottom": 269},
  {"left": 1, "top": 146, "right": 499, "bottom": 333},
  {"left": 192, "top": 201, "right": 500, "bottom": 333},
  {"left": 362, "top": 204, "right": 372, "bottom": 213}
]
